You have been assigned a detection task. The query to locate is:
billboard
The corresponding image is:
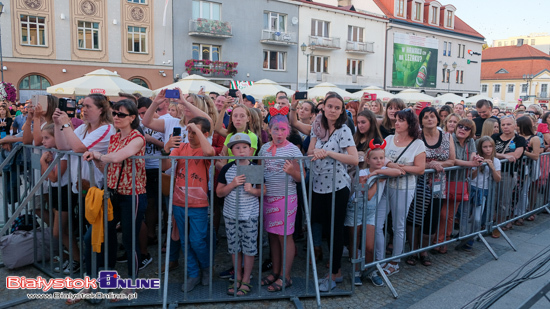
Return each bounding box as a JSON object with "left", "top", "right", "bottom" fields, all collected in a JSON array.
[{"left": 392, "top": 33, "right": 439, "bottom": 88}]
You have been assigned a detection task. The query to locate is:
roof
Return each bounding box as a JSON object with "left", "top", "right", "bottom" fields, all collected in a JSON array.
[
  {"left": 481, "top": 48, "right": 550, "bottom": 81},
  {"left": 294, "top": 0, "right": 386, "bottom": 21},
  {"left": 482, "top": 45, "right": 550, "bottom": 61},
  {"left": 373, "top": 0, "right": 484, "bottom": 39}
]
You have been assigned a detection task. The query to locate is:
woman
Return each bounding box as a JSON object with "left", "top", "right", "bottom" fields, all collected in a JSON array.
[
  {"left": 346, "top": 100, "right": 359, "bottom": 127},
  {"left": 249, "top": 108, "right": 268, "bottom": 146},
  {"left": 438, "top": 105, "right": 453, "bottom": 126},
  {"left": 370, "top": 99, "right": 385, "bottom": 118},
  {"left": 354, "top": 110, "right": 383, "bottom": 168},
  {"left": 308, "top": 93, "right": 358, "bottom": 291},
  {"left": 379, "top": 98, "right": 406, "bottom": 139},
  {"left": 377, "top": 109, "right": 426, "bottom": 276},
  {"left": 480, "top": 118, "right": 499, "bottom": 137},
  {"left": 435, "top": 119, "right": 481, "bottom": 252},
  {"left": 442, "top": 113, "right": 461, "bottom": 134},
  {"left": 466, "top": 110, "right": 478, "bottom": 120},
  {"left": 0, "top": 105, "right": 13, "bottom": 138},
  {"left": 407, "top": 107, "right": 455, "bottom": 266},
  {"left": 24, "top": 95, "right": 58, "bottom": 146},
  {"left": 83, "top": 100, "right": 147, "bottom": 293}
]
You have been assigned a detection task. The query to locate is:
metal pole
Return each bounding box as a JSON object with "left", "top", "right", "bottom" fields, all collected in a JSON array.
[{"left": 305, "top": 54, "right": 309, "bottom": 90}]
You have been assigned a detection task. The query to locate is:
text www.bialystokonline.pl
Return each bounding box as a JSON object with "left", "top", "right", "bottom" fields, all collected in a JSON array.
[{"left": 27, "top": 291, "right": 138, "bottom": 301}]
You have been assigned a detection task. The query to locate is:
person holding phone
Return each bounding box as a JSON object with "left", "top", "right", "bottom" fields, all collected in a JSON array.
[{"left": 0, "top": 105, "right": 13, "bottom": 139}]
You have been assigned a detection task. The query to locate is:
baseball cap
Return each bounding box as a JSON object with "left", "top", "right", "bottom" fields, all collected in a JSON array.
[
  {"left": 245, "top": 95, "right": 256, "bottom": 105},
  {"left": 227, "top": 133, "right": 251, "bottom": 149}
]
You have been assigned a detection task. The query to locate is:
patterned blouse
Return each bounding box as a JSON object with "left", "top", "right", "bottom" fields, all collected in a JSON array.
[
  {"left": 107, "top": 129, "right": 146, "bottom": 195},
  {"left": 422, "top": 130, "right": 450, "bottom": 198}
]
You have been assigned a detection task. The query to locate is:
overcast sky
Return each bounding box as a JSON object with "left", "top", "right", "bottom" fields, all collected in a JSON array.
[{"left": 451, "top": 0, "right": 549, "bottom": 44}]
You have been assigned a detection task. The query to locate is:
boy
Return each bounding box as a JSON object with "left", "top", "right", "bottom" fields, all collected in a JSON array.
[
  {"left": 217, "top": 133, "right": 265, "bottom": 296},
  {"left": 162, "top": 116, "right": 215, "bottom": 292}
]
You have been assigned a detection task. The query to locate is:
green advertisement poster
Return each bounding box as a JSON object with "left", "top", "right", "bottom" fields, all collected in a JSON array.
[{"left": 392, "top": 33, "right": 439, "bottom": 88}]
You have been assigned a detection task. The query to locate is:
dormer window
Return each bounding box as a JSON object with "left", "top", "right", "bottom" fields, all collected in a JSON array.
[
  {"left": 428, "top": 1, "right": 441, "bottom": 26},
  {"left": 412, "top": 0, "right": 424, "bottom": 22},
  {"left": 431, "top": 6, "right": 438, "bottom": 24},
  {"left": 446, "top": 11, "right": 453, "bottom": 27},
  {"left": 396, "top": 0, "right": 406, "bottom": 18},
  {"left": 443, "top": 5, "right": 456, "bottom": 29}
]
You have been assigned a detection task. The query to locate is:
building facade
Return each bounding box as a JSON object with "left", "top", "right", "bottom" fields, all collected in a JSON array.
[
  {"left": 481, "top": 44, "right": 550, "bottom": 108},
  {"left": 493, "top": 33, "right": 550, "bottom": 55},
  {"left": 1, "top": 0, "right": 173, "bottom": 101}
]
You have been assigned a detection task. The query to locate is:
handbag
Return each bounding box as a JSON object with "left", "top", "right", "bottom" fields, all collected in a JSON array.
[
  {"left": 447, "top": 142, "right": 469, "bottom": 201},
  {"left": 108, "top": 160, "right": 125, "bottom": 198}
]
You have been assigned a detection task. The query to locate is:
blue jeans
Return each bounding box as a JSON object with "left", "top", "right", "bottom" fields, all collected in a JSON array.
[
  {"left": 84, "top": 193, "right": 147, "bottom": 278},
  {"left": 173, "top": 206, "right": 210, "bottom": 278}
]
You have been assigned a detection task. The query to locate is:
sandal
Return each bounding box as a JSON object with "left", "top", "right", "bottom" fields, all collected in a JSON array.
[
  {"left": 514, "top": 219, "right": 524, "bottom": 226},
  {"left": 382, "top": 263, "right": 400, "bottom": 277},
  {"left": 491, "top": 229, "right": 501, "bottom": 238},
  {"left": 227, "top": 281, "right": 242, "bottom": 295},
  {"left": 526, "top": 215, "right": 536, "bottom": 221},
  {"left": 261, "top": 273, "right": 279, "bottom": 286},
  {"left": 65, "top": 288, "right": 92, "bottom": 305},
  {"left": 406, "top": 255, "right": 418, "bottom": 266},
  {"left": 236, "top": 282, "right": 252, "bottom": 296},
  {"left": 267, "top": 277, "right": 293, "bottom": 292},
  {"left": 419, "top": 255, "right": 432, "bottom": 266}
]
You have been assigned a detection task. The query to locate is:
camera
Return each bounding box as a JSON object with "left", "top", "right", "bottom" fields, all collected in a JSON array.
[{"left": 59, "top": 98, "right": 77, "bottom": 118}]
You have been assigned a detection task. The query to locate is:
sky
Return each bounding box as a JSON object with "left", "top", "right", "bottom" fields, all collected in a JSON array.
[{"left": 449, "top": 0, "right": 550, "bottom": 44}]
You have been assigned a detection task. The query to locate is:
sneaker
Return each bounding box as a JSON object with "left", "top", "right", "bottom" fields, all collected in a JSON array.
[
  {"left": 366, "top": 270, "right": 384, "bottom": 287},
  {"left": 139, "top": 254, "right": 153, "bottom": 270},
  {"left": 54, "top": 260, "right": 69, "bottom": 273},
  {"left": 323, "top": 273, "right": 343, "bottom": 283},
  {"left": 200, "top": 267, "right": 211, "bottom": 286},
  {"left": 262, "top": 259, "right": 273, "bottom": 272},
  {"left": 117, "top": 253, "right": 128, "bottom": 263},
  {"left": 63, "top": 261, "right": 80, "bottom": 275},
  {"left": 218, "top": 267, "right": 235, "bottom": 279},
  {"left": 354, "top": 272, "right": 362, "bottom": 286},
  {"left": 318, "top": 277, "right": 337, "bottom": 292},
  {"left": 181, "top": 276, "right": 200, "bottom": 293}
]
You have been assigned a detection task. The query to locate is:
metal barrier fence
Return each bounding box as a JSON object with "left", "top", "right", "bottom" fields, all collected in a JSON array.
[{"left": 1, "top": 146, "right": 550, "bottom": 307}]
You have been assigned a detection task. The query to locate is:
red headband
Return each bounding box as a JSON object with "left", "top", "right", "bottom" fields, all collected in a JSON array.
[{"left": 366, "top": 139, "right": 387, "bottom": 157}]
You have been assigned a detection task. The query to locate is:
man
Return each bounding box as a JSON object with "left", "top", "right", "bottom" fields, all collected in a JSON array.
[
  {"left": 264, "top": 93, "right": 290, "bottom": 124},
  {"left": 454, "top": 103, "right": 465, "bottom": 117},
  {"left": 214, "top": 94, "right": 230, "bottom": 128},
  {"left": 12, "top": 102, "right": 29, "bottom": 134},
  {"left": 209, "top": 92, "right": 219, "bottom": 101},
  {"left": 474, "top": 99, "right": 500, "bottom": 137},
  {"left": 445, "top": 102, "right": 454, "bottom": 108},
  {"left": 242, "top": 95, "right": 256, "bottom": 109},
  {"left": 491, "top": 107, "right": 500, "bottom": 117}
]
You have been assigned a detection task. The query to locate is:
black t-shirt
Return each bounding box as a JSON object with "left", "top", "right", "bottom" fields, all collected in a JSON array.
[
  {"left": 474, "top": 116, "right": 500, "bottom": 137},
  {"left": 0, "top": 117, "right": 13, "bottom": 134},
  {"left": 491, "top": 133, "right": 526, "bottom": 174},
  {"left": 379, "top": 125, "right": 395, "bottom": 139}
]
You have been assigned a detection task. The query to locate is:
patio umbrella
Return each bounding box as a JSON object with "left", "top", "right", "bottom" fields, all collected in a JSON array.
[
  {"left": 239, "top": 79, "right": 294, "bottom": 101},
  {"left": 47, "top": 69, "right": 153, "bottom": 97},
  {"left": 433, "top": 93, "right": 465, "bottom": 105},
  {"left": 350, "top": 86, "right": 395, "bottom": 102},
  {"left": 307, "top": 82, "right": 353, "bottom": 99},
  {"left": 464, "top": 94, "right": 493, "bottom": 104},
  {"left": 153, "top": 74, "right": 228, "bottom": 95},
  {"left": 394, "top": 89, "right": 435, "bottom": 104}
]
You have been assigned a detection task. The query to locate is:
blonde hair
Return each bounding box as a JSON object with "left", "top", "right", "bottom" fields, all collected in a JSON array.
[
  {"left": 371, "top": 99, "right": 385, "bottom": 117},
  {"left": 481, "top": 118, "right": 498, "bottom": 137},
  {"left": 249, "top": 108, "right": 263, "bottom": 149},
  {"left": 443, "top": 113, "right": 462, "bottom": 133},
  {"left": 227, "top": 104, "right": 252, "bottom": 135},
  {"left": 476, "top": 136, "right": 496, "bottom": 172},
  {"left": 181, "top": 94, "right": 217, "bottom": 133},
  {"left": 41, "top": 123, "right": 55, "bottom": 137}
]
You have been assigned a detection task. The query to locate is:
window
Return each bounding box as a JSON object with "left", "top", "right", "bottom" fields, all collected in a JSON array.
[
  {"left": 127, "top": 26, "right": 147, "bottom": 53},
  {"left": 458, "top": 44, "right": 461, "bottom": 57},
  {"left": 263, "top": 51, "right": 286, "bottom": 71},
  {"left": 311, "top": 56, "right": 328, "bottom": 73},
  {"left": 507, "top": 84, "right": 514, "bottom": 93},
  {"left": 192, "top": 44, "right": 221, "bottom": 61},
  {"left": 542, "top": 84, "right": 548, "bottom": 93},
  {"left": 347, "top": 59, "right": 363, "bottom": 75},
  {"left": 511, "top": 40, "right": 515, "bottom": 45},
  {"left": 263, "top": 12, "right": 286, "bottom": 33},
  {"left": 414, "top": 2, "right": 422, "bottom": 21},
  {"left": 192, "top": 1, "right": 221, "bottom": 20},
  {"left": 481, "top": 85, "right": 488, "bottom": 93},
  {"left": 443, "top": 41, "right": 447, "bottom": 56},
  {"left": 128, "top": 0, "right": 146, "bottom": 3},
  {"left": 311, "top": 20, "right": 329, "bottom": 37},
  {"left": 77, "top": 21, "right": 100, "bottom": 50},
  {"left": 347, "top": 26, "right": 364, "bottom": 42},
  {"left": 431, "top": 6, "right": 438, "bottom": 24},
  {"left": 448, "top": 42, "right": 452, "bottom": 57},
  {"left": 504, "top": 41, "right": 508, "bottom": 46},
  {"left": 460, "top": 71, "right": 463, "bottom": 84},
  {"left": 20, "top": 15, "right": 46, "bottom": 46},
  {"left": 446, "top": 69, "right": 450, "bottom": 83},
  {"left": 498, "top": 42, "right": 502, "bottom": 47},
  {"left": 442, "top": 68, "right": 446, "bottom": 83},
  {"left": 494, "top": 84, "right": 501, "bottom": 93},
  {"left": 456, "top": 70, "right": 460, "bottom": 83},
  {"left": 130, "top": 78, "right": 149, "bottom": 88},
  {"left": 397, "top": 0, "right": 405, "bottom": 17},
  {"left": 531, "top": 39, "right": 536, "bottom": 45},
  {"left": 521, "top": 84, "right": 528, "bottom": 93},
  {"left": 446, "top": 10, "right": 453, "bottom": 27},
  {"left": 461, "top": 45, "right": 465, "bottom": 58},
  {"left": 18, "top": 74, "right": 50, "bottom": 102}
]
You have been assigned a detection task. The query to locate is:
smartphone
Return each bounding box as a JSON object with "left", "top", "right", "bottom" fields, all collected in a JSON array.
[
  {"left": 363, "top": 92, "right": 371, "bottom": 100},
  {"left": 370, "top": 93, "right": 377, "bottom": 101},
  {"left": 165, "top": 89, "right": 180, "bottom": 99},
  {"left": 416, "top": 102, "right": 431, "bottom": 115},
  {"left": 200, "top": 85, "right": 205, "bottom": 92},
  {"left": 228, "top": 89, "right": 238, "bottom": 98},
  {"left": 31, "top": 95, "right": 49, "bottom": 110},
  {"left": 172, "top": 127, "right": 182, "bottom": 137},
  {"left": 295, "top": 91, "right": 307, "bottom": 100}
]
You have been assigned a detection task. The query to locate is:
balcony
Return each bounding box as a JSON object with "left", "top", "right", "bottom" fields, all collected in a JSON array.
[
  {"left": 185, "top": 60, "right": 238, "bottom": 78},
  {"left": 260, "top": 30, "right": 297, "bottom": 45},
  {"left": 308, "top": 35, "right": 340, "bottom": 50},
  {"left": 189, "top": 19, "right": 232, "bottom": 38},
  {"left": 345, "top": 41, "right": 374, "bottom": 54},
  {"left": 537, "top": 92, "right": 549, "bottom": 99}
]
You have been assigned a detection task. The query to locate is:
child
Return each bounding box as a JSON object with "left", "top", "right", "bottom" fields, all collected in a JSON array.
[
  {"left": 258, "top": 115, "right": 303, "bottom": 292},
  {"left": 39, "top": 123, "right": 80, "bottom": 274},
  {"left": 459, "top": 136, "right": 501, "bottom": 250},
  {"left": 217, "top": 133, "right": 265, "bottom": 296},
  {"left": 162, "top": 117, "right": 215, "bottom": 293},
  {"left": 345, "top": 143, "right": 403, "bottom": 286}
]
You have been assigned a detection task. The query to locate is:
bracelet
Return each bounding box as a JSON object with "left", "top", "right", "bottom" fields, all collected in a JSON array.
[
  {"left": 161, "top": 149, "right": 170, "bottom": 156},
  {"left": 290, "top": 108, "right": 297, "bottom": 111}
]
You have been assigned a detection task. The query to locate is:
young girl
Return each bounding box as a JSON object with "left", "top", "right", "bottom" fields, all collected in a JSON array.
[
  {"left": 354, "top": 110, "right": 383, "bottom": 168},
  {"left": 39, "top": 124, "right": 80, "bottom": 274},
  {"left": 258, "top": 115, "right": 303, "bottom": 292},
  {"left": 462, "top": 136, "right": 501, "bottom": 250},
  {"left": 215, "top": 103, "right": 258, "bottom": 167},
  {"left": 345, "top": 144, "right": 404, "bottom": 286}
]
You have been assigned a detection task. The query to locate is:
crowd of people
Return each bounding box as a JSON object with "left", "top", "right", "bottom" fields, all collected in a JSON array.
[{"left": 1, "top": 90, "right": 549, "bottom": 302}]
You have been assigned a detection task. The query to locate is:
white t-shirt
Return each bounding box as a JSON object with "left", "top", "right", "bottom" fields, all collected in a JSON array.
[
  {"left": 258, "top": 142, "right": 304, "bottom": 197},
  {"left": 70, "top": 124, "right": 116, "bottom": 193},
  {"left": 50, "top": 153, "right": 69, "bottom": 188},
  {"left": 384, "top": 135, "right": 425, "bottom": 190},
  {"left": 472, "top": 158, "right": 501, "bottom": 190},
  {"left": 141, "top": 113, "right": 174, "bottom": 169}
]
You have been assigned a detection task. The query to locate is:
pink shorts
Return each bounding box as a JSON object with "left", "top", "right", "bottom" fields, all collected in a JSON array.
[{"left": 263, "top": 195, "right": 298, "bottom": 236}]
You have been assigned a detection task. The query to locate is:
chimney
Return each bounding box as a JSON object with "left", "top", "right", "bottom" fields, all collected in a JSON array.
[{"left": 517, "top": 39, "right": 524, "bottom": 46}]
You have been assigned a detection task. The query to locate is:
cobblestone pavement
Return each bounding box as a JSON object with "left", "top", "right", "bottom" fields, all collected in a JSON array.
[{"left": 1, "top": 212, "right": 549, "bottom": 309}]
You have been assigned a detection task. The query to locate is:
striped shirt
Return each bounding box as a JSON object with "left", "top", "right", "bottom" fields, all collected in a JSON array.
[
  {"left": 218, "top": 161, "right": 260, "bottom": 220},
  {"left": 258, "top": 142, "right": 303, "bottom": 197}
]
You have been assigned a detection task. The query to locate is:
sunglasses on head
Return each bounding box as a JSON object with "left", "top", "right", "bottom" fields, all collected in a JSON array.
[
  {"left": 457, "top": 124, "right": 471, "bottom": 131},
  {"left": 112, "top": 111, "right": 130, "bottom": 118}
]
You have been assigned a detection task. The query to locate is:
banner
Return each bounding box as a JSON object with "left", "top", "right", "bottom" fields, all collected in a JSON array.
[
  {"left": 230, "top": 81, "right": 254, "bottom": 90},
  {"left": 392, "top": 33, "right": 438, "bottom": 88}
]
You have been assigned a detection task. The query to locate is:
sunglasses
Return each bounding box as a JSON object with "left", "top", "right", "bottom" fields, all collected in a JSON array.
[
  {"left": 457, "top": 124, "right": 472, "bottom": 131},
  {"left": 112, "top": 111, "right": 130, "bottom": 118}
]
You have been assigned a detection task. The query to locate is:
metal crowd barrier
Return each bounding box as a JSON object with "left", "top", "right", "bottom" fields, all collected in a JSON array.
[{"left": 1, "top": 146, "right": 550, "bottom": 307}]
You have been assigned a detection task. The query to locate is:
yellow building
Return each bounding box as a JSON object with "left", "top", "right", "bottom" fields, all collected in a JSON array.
[{"left": 492, "top": 33, "right": 550, "bottom": 54}]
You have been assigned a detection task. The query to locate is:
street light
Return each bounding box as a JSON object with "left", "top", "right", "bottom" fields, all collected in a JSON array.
[
  {"left": 301, "top": 41, "right": 314, "bottom": 90},
  {"left": 0, "top": 2, "right": 4, "bottom": 83},
  {"left": 442, "top": 62, "right": 457, "bottom": 93},
  {"left": 522, "top": 74, "right": 534, "bottom": 102}
]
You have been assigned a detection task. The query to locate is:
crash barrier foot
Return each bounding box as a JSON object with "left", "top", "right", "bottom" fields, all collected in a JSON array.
[
  {"left": 376, "top": 262, "right": 398, "bottom": 299},
  {"left": 477, "top": 232, "right": 499, "bottom": 260},
  {"left": 497, "top": 226, "right": 517, "bottom": 252},
  {"left": 518, "top": 280, "right": 550, "bottom": 309}
]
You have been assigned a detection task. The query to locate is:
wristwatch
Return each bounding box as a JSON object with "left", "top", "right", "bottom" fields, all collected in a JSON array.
[{"left": 60, "top": 123, "right": 71, "bottom": 131}]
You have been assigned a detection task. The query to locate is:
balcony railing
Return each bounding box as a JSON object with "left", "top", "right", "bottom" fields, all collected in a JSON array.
[
  {"left": 260, "top": 30, "right": 297, "bottom": 45},
  {"left": 189, "top": 19, "right": 232, "bottom": 38},
  {"left": 308, "top": 35, "right": 340, "bottom": 49},
  {"left": 538, "top": 92, "right": 549, "bottom": 99},
  {"left": 185, "top": 59, "right": 238, "bottom": 78},
  {"left": 345, "top": 41, "right": 374, "bottom": 53}
]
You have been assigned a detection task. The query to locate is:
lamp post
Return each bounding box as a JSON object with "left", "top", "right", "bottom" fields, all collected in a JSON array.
[
  {"left": 300, "top": 42, "right": 314, "bottom": 90},
  {"left": 0, "top": 2, "right": 4, "bottom": 83},
  {"left": 522, "top": 74, "right": 534, "bottom": 102},
  {"left": 442, "top": 62, "right": 457, "bottom": 94}
]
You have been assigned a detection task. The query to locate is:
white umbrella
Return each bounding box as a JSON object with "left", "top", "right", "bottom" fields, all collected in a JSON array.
[
  {"left": 239, "top": 79, "right": 294, "bottom": 101},
  {"left": 464, "top": 94, "right": 493, "bottom": 104},
  {"left": 307, "top": 82, "right": 353, "bottom": 99},
  {"left": 153, "top": 74, "right": 228, "bottom": 95},
  {"left": 47, "top": 69, "right": 153, "bottom": 97},
  {"left": 350, "top": 86, "right": 395, "bottom": 102},
  {"left": 434, "top": 93, "right": 465, "bottom": 105},
  {"left": 394, "top": 89, "right": 435, "bottom": 103}
]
